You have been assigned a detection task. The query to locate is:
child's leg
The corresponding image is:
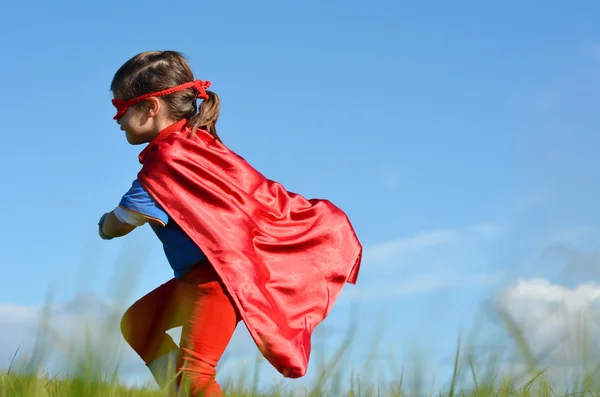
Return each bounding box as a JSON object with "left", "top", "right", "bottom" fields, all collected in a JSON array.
[
  {"left": 120, "top": 278, "right": 185, "bottom": 389},
  {"left": 178, "top": 266, "right": 241, "bottom": 397}
]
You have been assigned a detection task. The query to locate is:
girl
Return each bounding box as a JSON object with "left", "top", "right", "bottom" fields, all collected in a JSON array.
[{"left": 98, "top": 50, "right": 362, "bottom": 397}]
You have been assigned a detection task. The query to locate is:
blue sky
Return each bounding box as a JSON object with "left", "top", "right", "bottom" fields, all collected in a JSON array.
[{"left": 2, "top": 0, "right": 600, "bottom": 392}]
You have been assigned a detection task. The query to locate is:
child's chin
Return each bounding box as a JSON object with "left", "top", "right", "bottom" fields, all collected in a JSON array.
[{"left": 125, "top": 134, "right": 143, "bottom": 145}]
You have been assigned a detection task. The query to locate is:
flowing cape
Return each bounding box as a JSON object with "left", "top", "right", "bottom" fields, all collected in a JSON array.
[{"left": 137, "top": 123, "right": 362, "bottom": 378}]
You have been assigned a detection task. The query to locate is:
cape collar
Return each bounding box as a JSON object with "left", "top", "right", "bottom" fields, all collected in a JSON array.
[{"left": 138, "top": 119, "right": 188, "bottom": 164}]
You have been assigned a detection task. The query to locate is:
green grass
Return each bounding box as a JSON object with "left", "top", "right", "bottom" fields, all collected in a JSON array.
[
  {"left": 2, "top": 356, "right": 600, "bottom": 397},
  {"left": 4, "top": 328, "right": 600, "bottom": 396},
  {"left": 4, "top": 263, "right": 600, "bottom": 396}
]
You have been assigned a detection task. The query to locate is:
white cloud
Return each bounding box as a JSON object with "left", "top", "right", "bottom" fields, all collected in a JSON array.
[
  {"left": 343, "top": 271, "right": 504, "bottom": 302},
  {"left": 347, "top": 223, "right": 504, "bottom": 301},
  {"left": 365, "top": 223, "right": 503, "bottom": 267},
  {"left": 483, "top": 277, "right": 600, "bottom": 389},
  {"left": 495, "top": 278, "right": 600, "bottom": 333},
  {"left": 364, "top": 229, "right": 458, "bottom": 266}
]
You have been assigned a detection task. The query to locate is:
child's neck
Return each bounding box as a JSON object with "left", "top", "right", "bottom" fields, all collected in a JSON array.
[{"left": 154, "top": 117, "right": 180, "bottom": 137}]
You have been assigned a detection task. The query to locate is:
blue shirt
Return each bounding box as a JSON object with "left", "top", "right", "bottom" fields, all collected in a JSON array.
[{"left": 118, "top": 179, "right": 207, "bottom": 279}]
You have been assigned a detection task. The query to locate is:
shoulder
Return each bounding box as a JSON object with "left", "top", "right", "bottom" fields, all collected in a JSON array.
[
  {"left": 122, "top": 179, "right": 153, "bottom": 199},
  {"left": 119, "top": 179, "right": 169, "bottom": 226}
]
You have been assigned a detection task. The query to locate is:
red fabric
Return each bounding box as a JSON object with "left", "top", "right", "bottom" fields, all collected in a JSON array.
[
  {"left": 120, "top": 265, "right": 240, "bottom": 397},
  {"left": 112, "top": 80, "right": 211, "bottom": 120},
  {"left": 136, "top": 121, "right": 362, "bottom": 378}
]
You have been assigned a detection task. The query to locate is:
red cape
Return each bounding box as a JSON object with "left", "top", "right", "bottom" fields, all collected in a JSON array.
[{"left": 136, "top": 120, "right": 362, "bottom": 378}]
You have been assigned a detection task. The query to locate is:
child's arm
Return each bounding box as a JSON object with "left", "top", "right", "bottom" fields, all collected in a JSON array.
[{"left": 98, "top": 211, "right": 136, "bottom": 239}]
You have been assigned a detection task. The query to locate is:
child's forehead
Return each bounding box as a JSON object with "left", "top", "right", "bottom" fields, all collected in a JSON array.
[
  {"left": 110, "top": 82, "right": 134, "bottom": 100},
  {"left": 111, "top": 89, "right": 131, "bottom": 101}
]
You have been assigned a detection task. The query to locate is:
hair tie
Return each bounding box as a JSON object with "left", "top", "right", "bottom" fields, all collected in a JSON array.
[{"left": 192, "top": 80, "right": 211, "bottom": 100}]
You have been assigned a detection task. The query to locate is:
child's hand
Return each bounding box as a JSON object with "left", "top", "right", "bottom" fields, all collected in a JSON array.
[{"left": 98, "top": 213, "right": 113, "bottom": 240}]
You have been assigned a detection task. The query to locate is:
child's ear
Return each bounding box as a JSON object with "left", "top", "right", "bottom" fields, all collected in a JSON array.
[{"left": 146, "top": 97, "right": 160, "bottom": 117}]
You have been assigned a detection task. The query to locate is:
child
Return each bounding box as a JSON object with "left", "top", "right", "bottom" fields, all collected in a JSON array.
[{"left": 98, "top": 50, "right": 362, "bottom": 397}]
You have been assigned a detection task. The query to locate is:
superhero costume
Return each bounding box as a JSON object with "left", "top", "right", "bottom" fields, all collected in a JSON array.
[{"left": 112, "top": 80, "right": 362, "bottom": 378}]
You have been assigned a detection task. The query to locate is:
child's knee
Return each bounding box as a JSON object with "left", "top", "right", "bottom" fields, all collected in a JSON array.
[
  {"left": 180, "top": 352, "right": 218, "bottom": 378},
  {"left": 119, "top": 306, "right": 135, "bottom": 341}
]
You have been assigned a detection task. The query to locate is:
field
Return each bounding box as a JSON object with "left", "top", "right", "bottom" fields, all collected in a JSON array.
[
  {"left": 2, "top": 274, "right": 598, "bottom": 396},
  {"left": 3, "top": 325, "right": 600, "bottom": 397},
  {"left": 2, "top": 358, "right": 598, "bottom": 396},
  {"left": 0, "top": 370, "right": 587, "bottom": 397}
]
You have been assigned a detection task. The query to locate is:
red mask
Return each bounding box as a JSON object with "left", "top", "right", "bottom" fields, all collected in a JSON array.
[{"left": 112, "top": 79, "right": 211, "bottom": 120}]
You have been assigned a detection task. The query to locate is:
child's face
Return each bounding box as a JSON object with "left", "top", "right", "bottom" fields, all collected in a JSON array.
[
  {"left": 116, "top": 98, "right": 171, "bottom": 145},
  {"left": 117, "top": 105, "right": 153, "bottom": 145}
]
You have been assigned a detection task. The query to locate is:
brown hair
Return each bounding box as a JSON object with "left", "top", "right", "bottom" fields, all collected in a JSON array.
[{"left": 110, "top": 50, "right": 220, "bottom": 139}]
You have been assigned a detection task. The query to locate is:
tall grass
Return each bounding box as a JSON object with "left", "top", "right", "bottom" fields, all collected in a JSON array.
[
  {"left": 4, "top": 303, "right": 600, "bottom": 396},
  {"left": 4, "top": 245, "right": 600, "bottom": 396}
]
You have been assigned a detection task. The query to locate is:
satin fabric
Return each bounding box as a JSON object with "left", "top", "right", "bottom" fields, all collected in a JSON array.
[{"left": 136, "top": 121, "right": 362, "bottom": 378}]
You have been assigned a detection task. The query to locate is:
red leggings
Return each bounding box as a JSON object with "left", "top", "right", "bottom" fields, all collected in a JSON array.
[{"left": 120, "top": 264, "right": 241, "bottom": 396}]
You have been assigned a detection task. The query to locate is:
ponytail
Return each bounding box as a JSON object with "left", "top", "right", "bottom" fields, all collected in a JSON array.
[{"left": 190, "top": 90, "right": 220, "bottom": 140}]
